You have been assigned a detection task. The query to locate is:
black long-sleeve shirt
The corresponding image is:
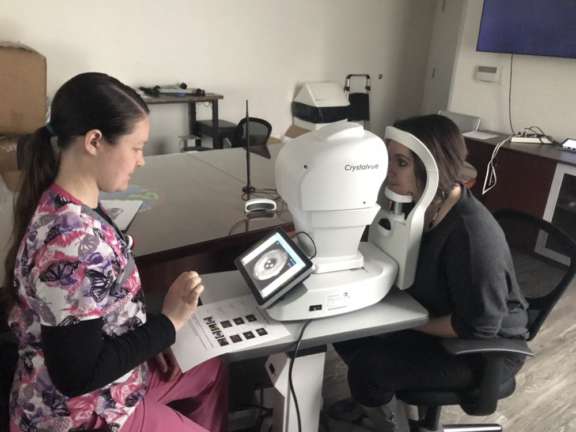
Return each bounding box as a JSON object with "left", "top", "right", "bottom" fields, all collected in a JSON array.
[{"left": 41, "top": 313, "right": 175, "bottom": 397}]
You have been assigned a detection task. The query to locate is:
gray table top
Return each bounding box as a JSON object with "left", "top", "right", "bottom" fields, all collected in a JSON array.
[
  {"left": 199, "top": 271, "right": 428, "bottom": 362},
  {"left": 193, "top": 145, "right": 280, "bottom": 189},
  {"left": 126, "top": 146, "right": 290, "bottom": 257}
]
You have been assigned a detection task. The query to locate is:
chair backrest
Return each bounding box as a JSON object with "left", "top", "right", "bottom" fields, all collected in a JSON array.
[
  {"left": 494, "top": 209, "right": 576, "bottom": 340},
  {"left": 437, "top": 110, "right": 481, "bottom": 133},
  {"left": 231, "top": 117, "right": 272, "bottom": 159}
]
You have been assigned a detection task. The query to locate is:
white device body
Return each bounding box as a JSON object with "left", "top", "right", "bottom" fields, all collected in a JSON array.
[
  {"left": 266, "top": 242, "right": 398, "bottom": 320},
  {"left": 268, "top": 122, "right": 439, "bottom": 321},
  {"left": 275, "top": 122, "right": 387, "bottom": 274},
  {"left": 369, "top": 127, "right": 439, "bottom": 290}
]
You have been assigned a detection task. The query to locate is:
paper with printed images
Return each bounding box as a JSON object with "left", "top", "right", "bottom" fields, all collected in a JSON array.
[{"left": 172, "top": 295, "right": 291, "bottom": 371}]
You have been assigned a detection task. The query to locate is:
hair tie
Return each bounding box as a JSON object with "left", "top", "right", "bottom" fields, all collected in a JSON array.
[{"left": 45, "top": 123, "right": 56, "bottom": 137}]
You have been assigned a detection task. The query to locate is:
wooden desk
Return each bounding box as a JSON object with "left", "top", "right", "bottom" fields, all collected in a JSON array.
[
  {"left": 144, "top": 93, "right": 226, "bottom": 148},
  {"left": 465, "top": 133, "right": 576, "bottom": 218},
  {"left": 126, "top": 146, "right": 291, "bottom": 298}
]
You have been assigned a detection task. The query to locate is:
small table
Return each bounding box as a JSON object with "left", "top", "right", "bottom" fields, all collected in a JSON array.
[
  {"left": 143, "top": 93, "right": 225, "bottom": 149},
  {"left": 190, "top": 271, "right": 428, "bottom": 432}
]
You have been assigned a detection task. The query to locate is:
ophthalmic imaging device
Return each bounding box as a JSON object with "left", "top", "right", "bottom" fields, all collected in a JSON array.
[
  {"left": 228, "top": 121, "right": 439, "bottom": 432},
  {"left": 236, "top": 121, "right": 439, "bottom": 321}
]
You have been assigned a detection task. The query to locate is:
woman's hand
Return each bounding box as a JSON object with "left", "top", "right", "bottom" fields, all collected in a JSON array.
[
  {"left": 153, "top": 348, "right": 181, "bottom": 382},
  {"left": 162, "top": 271, "right": 204, "bottom": 331},
  {"left": 415, "top": 315, "right": 458, "bottom": 338}
]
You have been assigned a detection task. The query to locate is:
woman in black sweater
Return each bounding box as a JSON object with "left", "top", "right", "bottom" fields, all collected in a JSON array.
[{"left": 333, "top": 114, "right": 528, "bottom": 430}]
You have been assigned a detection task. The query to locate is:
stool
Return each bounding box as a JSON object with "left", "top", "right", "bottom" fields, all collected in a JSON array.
[{"left": 193, "top": 119, "right": 237, "bottom": 150}]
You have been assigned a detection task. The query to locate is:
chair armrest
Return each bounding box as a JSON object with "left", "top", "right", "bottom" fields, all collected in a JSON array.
[
  {"left": 441, "top": 338, "right": 533, "bottom": 357},
  {"left": 441, "top": 338, "right": 532, "bottom": 416}
]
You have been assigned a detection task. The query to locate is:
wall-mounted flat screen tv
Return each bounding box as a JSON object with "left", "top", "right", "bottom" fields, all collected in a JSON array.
[{"left": 477, "top": 0, "right": 576, "bottom": 59}]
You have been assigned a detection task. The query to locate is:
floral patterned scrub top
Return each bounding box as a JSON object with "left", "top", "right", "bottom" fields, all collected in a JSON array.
[{"left": 8, "top": 184, "right": 148, "bottom": 431}]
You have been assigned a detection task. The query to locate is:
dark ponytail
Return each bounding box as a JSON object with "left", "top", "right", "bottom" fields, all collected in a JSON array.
[{"left": 1, "top": 72, "right": 148, "bottom": 320}]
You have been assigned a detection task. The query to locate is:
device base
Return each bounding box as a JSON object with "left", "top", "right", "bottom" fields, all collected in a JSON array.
[{"left": 266, "top": 242, "right": 398, "bottom": 321}]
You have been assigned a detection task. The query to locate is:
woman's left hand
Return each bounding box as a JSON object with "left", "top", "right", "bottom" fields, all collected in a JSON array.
[{"left": 153, "top": 348, "right": 181, "bottom": 382}]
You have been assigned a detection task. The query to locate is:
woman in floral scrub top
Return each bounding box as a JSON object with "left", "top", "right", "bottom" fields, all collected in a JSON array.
[{"left": 1, "top": 73, "right": 227, "bottom": 432}]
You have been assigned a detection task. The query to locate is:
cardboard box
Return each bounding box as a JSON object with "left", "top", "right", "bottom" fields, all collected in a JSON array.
[
  {"left": 1, "top": 170, "right": 21, "bottom": 193},
  {"left": 283, "top": 124, "right": 310, "bottom": 140},
  {"left": 0, "top": 42, "right": 47, "bottom": 134},
  {"left": 0, "top": 136, "right": 19, "bottom": 173}
]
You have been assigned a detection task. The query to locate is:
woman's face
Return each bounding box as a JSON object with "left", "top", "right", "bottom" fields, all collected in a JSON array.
[
  {"left": 97, "top": 117, "right": 149, "bottom": 192},
  {"left": 386, "top": 139, "right": 421, "bottom": 199}
]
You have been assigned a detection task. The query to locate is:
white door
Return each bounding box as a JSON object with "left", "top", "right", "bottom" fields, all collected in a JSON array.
[{"left": 420, "top": 0, "right": 465, "bottom": 115}]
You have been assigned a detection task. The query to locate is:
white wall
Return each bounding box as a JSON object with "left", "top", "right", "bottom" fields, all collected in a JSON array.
[
  {"left": 0, "top": 0, "right": 437, "bottom": 154},
  {"left": 448, "top": 0, "right": 576, "bottom": 140}
]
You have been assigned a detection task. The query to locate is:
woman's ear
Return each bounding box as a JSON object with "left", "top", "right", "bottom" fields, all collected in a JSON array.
[{"left": 83, "top": 129, "right": 104, "bottom": 156}]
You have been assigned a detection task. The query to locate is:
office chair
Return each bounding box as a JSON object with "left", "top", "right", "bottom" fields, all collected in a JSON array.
[
  {"left": 228, "top": 117, "right": 272, "bottom": 159},
  {"left": 188, "top": 119, "right": 237, "bottom": 151},
  {"left": 398, "top": 209, "right": 576, "bottom": 432}
]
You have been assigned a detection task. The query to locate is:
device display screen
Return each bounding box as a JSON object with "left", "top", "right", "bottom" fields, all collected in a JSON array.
[
  {"left": 561, "top": 138, "right": 576, "bottom": 152},
  {"left": 235, "top": 230, "right": 313, "bottom": 308}
]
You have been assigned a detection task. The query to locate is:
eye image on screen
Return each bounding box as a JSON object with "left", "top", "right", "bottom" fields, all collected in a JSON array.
[
  {"left": 253, "top": 249, "right": 289, "bottom": 281},
  {"left": 243, "top": 239, "right": 298, "bottom": 296},
  {"left": 236, "top": 230, "right": 313, "bottom": 305}
]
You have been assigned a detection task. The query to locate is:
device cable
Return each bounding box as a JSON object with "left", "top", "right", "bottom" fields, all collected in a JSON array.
[
  {"left": 288, "top": 319, "right": 313, "bottom": 432},
  {"left": 292, "top": 231, "right": 317, "bottom": 259},
  {"left": 482, "top": 135, "right": 511, "bottom": 195},
  {"left": 526, "top": 126, "right": 557, "bottom": 145},
  {"left": 508, "top": 54, "right": 515, "bottom": 135}
]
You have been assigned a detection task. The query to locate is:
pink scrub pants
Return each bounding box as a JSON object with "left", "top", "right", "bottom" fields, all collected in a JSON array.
[{"left": 120, "top": 357, "right": 228, "bottom": 432}]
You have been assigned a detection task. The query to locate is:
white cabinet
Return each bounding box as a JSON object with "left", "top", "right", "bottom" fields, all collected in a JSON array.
[{"left": 539, "top": 163, "right": 576, "bottom": 265}]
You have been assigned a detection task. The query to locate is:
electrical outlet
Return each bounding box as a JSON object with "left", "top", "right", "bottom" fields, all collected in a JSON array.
[{"left": 475, "top": 65, "right": 500, "bottom": 83}]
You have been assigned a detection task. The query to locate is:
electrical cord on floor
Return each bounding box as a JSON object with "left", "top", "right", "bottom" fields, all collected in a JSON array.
[{"left": 288, "top": 319, "right": 313, "bottom": 432}]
